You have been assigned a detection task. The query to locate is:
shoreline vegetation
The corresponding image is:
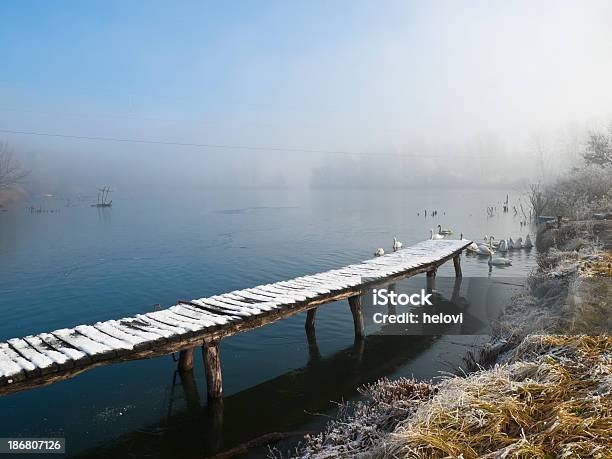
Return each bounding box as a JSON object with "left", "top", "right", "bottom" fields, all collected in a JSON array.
[{"left": 282, "top": 166, "right": 612, "bottom": 457}]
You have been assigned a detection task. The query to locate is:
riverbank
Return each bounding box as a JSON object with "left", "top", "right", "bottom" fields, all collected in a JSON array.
[{"left": 287, "top": 218, "right": 612, "bottom": 458}]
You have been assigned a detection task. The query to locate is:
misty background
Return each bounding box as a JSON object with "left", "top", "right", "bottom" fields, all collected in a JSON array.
[{"left": 1, "top": 0, "right": 612, "bottom": 195}]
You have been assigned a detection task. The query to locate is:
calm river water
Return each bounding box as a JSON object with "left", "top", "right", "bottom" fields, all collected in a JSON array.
[{"left": 0, "top": 188, "right": 537, "bottom": 458}]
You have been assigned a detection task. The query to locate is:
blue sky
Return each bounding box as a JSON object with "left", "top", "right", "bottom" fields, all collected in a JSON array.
[{"left": 1, "top": 1, "right": 612, "bottom": 189}]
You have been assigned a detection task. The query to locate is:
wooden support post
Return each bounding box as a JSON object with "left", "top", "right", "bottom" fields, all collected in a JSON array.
[
  {"left": 426, "top": 270, "right": 436, "bottom": 293},
  {"left": 453, "top": 253, "right": 462, "bottom": 277},
  {"left": 178, "top": 348, "right": 194, "bottom": 372},
  {"left": 348, "top": 296, "right": 365, "bottom": 339},
  {"left": 305, "top": 308, "right": 317, "bottom": 333},
  {"left": 387, "top": 283, "right": 397, "bottom": 315},
  {"left": 305, "top": 308, "right": 321, "bottom": 362},
  {"left": 203, "top": 342, "right": 223, "bottom": 400}
]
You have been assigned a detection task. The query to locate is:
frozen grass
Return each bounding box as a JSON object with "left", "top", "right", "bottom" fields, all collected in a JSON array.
[
  {"left": 288, "top": 335, "right": 611, "bottom": 459},
  {"left": 386, "top": 335, "right": 611, "bottom": 459},
  {"left": 284, "top": 379, "right": 434, "bottom": 459}
]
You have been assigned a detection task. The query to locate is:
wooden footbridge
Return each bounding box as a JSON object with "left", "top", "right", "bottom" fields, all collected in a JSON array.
[{"left": 0, "top": 239, "right": 470, "bottom": 399}]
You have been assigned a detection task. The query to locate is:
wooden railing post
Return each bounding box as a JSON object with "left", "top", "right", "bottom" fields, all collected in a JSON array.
[
  {"left": 203, "top": 341, "right": 223, "bottom": 400},
  {"left": 348, "top": 296, "right": 365, "bottom": 339},
  {"left": 178, "top": 348, "right": 194, "bottom": 372},
  {"left": 453, "top": 253, "right": 462, "bottom": 277}
]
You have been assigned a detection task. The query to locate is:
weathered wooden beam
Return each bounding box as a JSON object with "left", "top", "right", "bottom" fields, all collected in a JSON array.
[
  {"left": 305, "top": 308, "right": 317, "bottom": 333},
  {"left": 453, "top": 253, "right": 462, "bottom": 277},
  {"left": 348, "top": 296, "right": 365, "bottom": 339},
  {"left": 426, "top": 268, "right": 437, "bottom": 278},
  {"left": 178, "top": 348, "right": 194, "bottom": 372},
  {"left": 203, "top": 342, "right": 223, "bottom": 400}
]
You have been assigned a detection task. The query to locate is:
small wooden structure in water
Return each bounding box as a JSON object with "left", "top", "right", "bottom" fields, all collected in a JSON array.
[
  {"left": 91, "top": 186, "right": 112, "bottom": 207},
  {"left": 0, "top": 239, "right": 470, "bottom": 399}
]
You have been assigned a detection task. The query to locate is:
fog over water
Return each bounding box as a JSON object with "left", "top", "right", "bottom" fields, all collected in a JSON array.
[{"left": 1, "top": 1, "right": 611, "bottom": 194}]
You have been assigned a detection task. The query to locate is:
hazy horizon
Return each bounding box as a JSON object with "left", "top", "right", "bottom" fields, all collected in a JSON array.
[{"left": 1, "top": 1, "right": 611, "bottom": 193}]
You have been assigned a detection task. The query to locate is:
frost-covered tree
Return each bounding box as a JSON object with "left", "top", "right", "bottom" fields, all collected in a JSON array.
[{"left": 583, "top": 127, "right": 612, "bottom": 167}]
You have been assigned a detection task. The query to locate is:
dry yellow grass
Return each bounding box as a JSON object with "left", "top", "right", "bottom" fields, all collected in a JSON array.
[
  {"left": 582, "top": 253, "right": 612, "bottom": 278},
  {"left": 386, "top": 335, "right": 612, "bottom": 459}
]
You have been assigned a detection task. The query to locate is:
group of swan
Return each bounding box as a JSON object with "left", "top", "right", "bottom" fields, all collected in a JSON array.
[
  {"left": 484, "top": 234, "right": 533, "bottom": 252},
  {"left": 463, "top": 233, "right": 534, "bottom": 267},
  {"left": 430, "top": 225, "right": 452, "bottom": 240},
  {"left": 374, "top": 236, "right": 403, "bottom": 256},
  {"left": 376, "top": 226, "right": 453, "bottom": 256},
  {"left": 377, "top": 225, "right": 455, "bottom": 256}
]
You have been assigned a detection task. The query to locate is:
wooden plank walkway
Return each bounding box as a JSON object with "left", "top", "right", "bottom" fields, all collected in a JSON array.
[{"left": 0, "top": 239, "right": 470, "bottom": 398}]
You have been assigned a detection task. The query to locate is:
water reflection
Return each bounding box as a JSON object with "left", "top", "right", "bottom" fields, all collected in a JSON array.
[{"left": 75, "top": 278, "right": 485, "bottom": 459}]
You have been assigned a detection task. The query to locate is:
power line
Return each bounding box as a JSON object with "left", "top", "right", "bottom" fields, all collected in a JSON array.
[{"left": 0, "top": 128, "right": 482, "bottom": 158}]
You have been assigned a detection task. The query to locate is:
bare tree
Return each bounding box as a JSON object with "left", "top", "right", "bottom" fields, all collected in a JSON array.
[
  {"left": 0, "top": 142, "right": 28, "bottom": 192},
  {"left": 583, "top": 126, "right": 612, "bottom": 167},
  {"left": 528, "top": 182, "right": 549, "bottom": 217}
]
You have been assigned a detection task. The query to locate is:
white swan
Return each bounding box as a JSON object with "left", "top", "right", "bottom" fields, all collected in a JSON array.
[
  {"left": 374, "top": 248, "right": 385, "bottom": 257},
  {"left": 497, "top": 239, "right": 508, "bottom": 253},
  {"left": 488, "top": 253, "right": 512, "bottom": 266},
  {"left": 461, "top": 233, "right": 480, "bottom": 253},
  {"left": 430, "top": 229, "right": 444, "bottom": 240},
  {"left": 508, "top": 237, "right": 515, "bottom": 250},
  {"left": 514, "top": 237, "right": 523, "bottom": 250},
  {"left": 437, "top": 224, "right": 453, "bottom": 235},
  {"left": 393, "top": 237, "right": 403, "bottom": 251},
  {"left": 476, "top": 245, "right": 494, "bottom": 256},
  {"left": 484, "top": 235, "right": 500, "bottom": 248},
  {"left": 524, "top": 234, "right": 533, "bottom": 249},
  {"left": 474, "top": 236, "right": 495, "bottom": 256}
]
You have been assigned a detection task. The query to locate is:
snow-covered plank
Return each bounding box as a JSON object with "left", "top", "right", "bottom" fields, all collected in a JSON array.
[
  {"left": 245, "top": 288, "right": 299, "bottom": 305},
  {"left": 171, "top": 304, "right": 233, "bottom": 325},
  {"left": 93, "top": 321, "right": 151, "bottom": 349},
  {"left": 279, "top": 280, "right": 329, "bottom": 295},
  {"left": 23, "top": 335, "right": 71, "bottom": 367},
  {"left": 7, "top": 338, "right": 56, "bottom": 374},
  {"left": 230, "top": 290, "right": 280, "bottom": 304},
  {"left": 144, "top": 311, "right": 200, "bottom": 334},
  {"left": 255, "top": 285, "right": 308, "bottom": 301},
  {"left": 109, "top": 319, "right": 167, "bottom": 343},
  {"left": 199, "top": 297, "right": 259, "bottom": 315},
  {"left": 210, "top": 295, "right": 263, "bottom": 311},
  {"left": 223, "top": 293, "right": 277, "bottom": 310},
  {"left": 127, "top": 317, "right": 179, "bottom": 339},
  {"left": 270, "top": 282, "right": 320, "bottom": 298},
  {"left": 243, "top": 288, "right": 298, "bottom": 305},
  {"left": 52, "top": 328, "right": 114, "bottom": 358},
  {"left": 159, "top": 309, "right": 214, "bottom": 330},
  {"left": 38, "top": 332, "right": 87, "bottom": 362},
  {"left": 282, "top": 279, "right": 330, "bottom": 295},
  {"left": 0, "top": 343, "right": 26, "bottom": 381},
  {"left": 307, "top": 273, "right": 352, "bottom": 289},
  {"left": 75, "top": 325, "right": 134, "bottom": 352},
  {"left": 191, "top": 299, "right": 252, "bottom": 318}
]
